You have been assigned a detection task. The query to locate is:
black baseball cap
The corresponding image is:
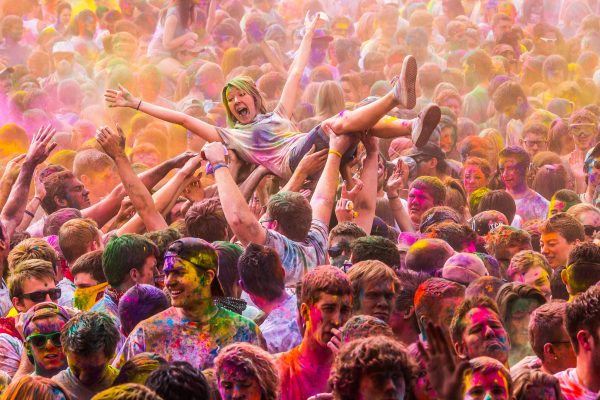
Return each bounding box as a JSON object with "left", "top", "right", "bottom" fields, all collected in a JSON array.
[
  {"left": 164, "top": 238, "right": 224, "bottom": 297},
  {"left": 407, "top": 143, "right": 446, "bottom": 160}
]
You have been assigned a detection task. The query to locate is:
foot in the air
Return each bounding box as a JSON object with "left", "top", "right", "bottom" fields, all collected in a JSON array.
[
  {"left": 411, "top": 104, "right": 441, "bottom": 148},
  {"left": 392, "top": 55, "right": 417, "bottom": 110}
]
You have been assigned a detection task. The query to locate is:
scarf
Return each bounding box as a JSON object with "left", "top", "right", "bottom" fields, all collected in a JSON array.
[{"left": 73, "top": 282, "right": 109, "bottom": 311}]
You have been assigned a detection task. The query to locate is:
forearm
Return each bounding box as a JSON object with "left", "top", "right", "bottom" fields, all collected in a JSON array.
[
  {"left": 0, "top": 178, "right": 15, "bottom": 211},
  {"left": 239, "top": 166, "right": 270, "bottom": 202},
  {"left": 114, "top": 155, "right": 167, "bottom": 231},
  {"left": 311, "top": 153, "right": 342, "bottom": 224},
  {"left": 15, "top": 196, "right": 42, "bottom": 232},
  {"left": 389, "top": 197, "right": 415, "bottom": 232},
  {"left": 280, "top": 169, "right": 308, "bottom": 194},
  {"left": 0, "top": 161, "right": 35, "bottom": 237},
  {"left": 214, "top": 167, "right": 266, "bottom": 246},
  {"left": 260, "top": 42, "right": 285, "bottom": 73},
  {"left": 354, "top": 153, "right": 377, "bottom": 233}
]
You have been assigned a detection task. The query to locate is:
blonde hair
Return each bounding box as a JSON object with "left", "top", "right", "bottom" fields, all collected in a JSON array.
[
  {"left": 2, "top": 375, "right": 71, "bottom": 400},
  {"left": 315, "top": 81, "right": 345, "bottom": 119},
  {"left": 8, "top": 238, "right": 58, "bottom": 272},
  {"left": 221, "top": 76, "right": 267, "bottom": 127},
  {"left": 8, "top": 260, "right": 56, "bottom": 299}
]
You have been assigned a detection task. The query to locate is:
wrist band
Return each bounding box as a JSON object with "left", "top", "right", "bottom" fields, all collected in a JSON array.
[
  {"left": 33, "top": 196, "right": 42, "bottom": 203},
  {"left": 24, "top": 210, "right": 34, "bottom": 218},
  {"left": 207, "top": 162, "right": 228, "bottom": 175},
  {"left": 136, "top": 99, "right": 142, "bottom": 110},
  {"left": 328, "top": 149, "right": 342, "bottom": 158}
]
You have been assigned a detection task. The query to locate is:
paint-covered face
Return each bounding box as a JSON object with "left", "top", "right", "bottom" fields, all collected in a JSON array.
[
  {"left": 26, "top": 316, "right": 67, "bottom": 375},
  {"left": 303, "top": 292, "right": 352, "bottom": 348},
  {"left": 463, "top": 369, "right": 510, "bottom": 400},
  {"left": 548, "top": 199, "right": 566, "bottom": 216},
  {"left": 499, "top": 157, "right": 526, "bottom": 191},
  {"left": 408, "top": 188, "right": 436, "bottom": 226},
  {"left": 218, "top": 365, "right": 262, "bottom": 400},
  {"left": 513, "top": 266, "right": 551, "bottom": 298},
  {"left": 63, "top": 177, "right": 91, "bottom": 209},
  {"left": 67, "top": 350, "right": 111, "bottom": 386},
  {"left": 359, "top": 280, "right": 396, "bottom": 323},
  {"left": 458, "top": 307, "right": 510, "bottom": 364},
  {"left": 227, "top": 87, "right": 258, "bottom": 125},
  {"left": 328, "top": 235, "right": 354, "bottom": 268},
  {"left": 358, "top": 370, "right": 406, "bottom": 400},
  {"left": 463, "top": 165, "right": 488, "bottom": 194},
  {"left": 506, "top": 298, "right": 542, "bottom": 349},
  {"left": 540, "top": 232, "right": 576, "bottom": 269},
  {"left": 164, "top": 257, "right": 213, "bottom": 310}
]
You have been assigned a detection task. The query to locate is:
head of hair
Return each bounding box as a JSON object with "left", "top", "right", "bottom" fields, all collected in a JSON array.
[
  {"left": 146, "top": 361, "right": 211, "bottom": 400},
  {"left": 425, "top": 222, "right": 477, "bottom": 252},
  {"left": 567, "top": 203, "right": 600, "bottom": 222},
  {"left": 465, "top": 357, "right": 513, "bottom": 397},
  {"left": 450, "top": 296, "right": 502, "bottom": 345},
  {"left": 418, "top": 206, "right": 461, "bottom": 233},
  {"left": 1, "top": 375, "right": 71, "bottom": 400},
  {"left": 563, "top": 242, "right": 600, "bottom": 295},
  {"left": 43, "top": 208, "right": 83, "bottom": 237},
  {"left": 222, "top": 76, "right": 266, "bottom": 127},
  {"left": 300, "top": 265, "right": 352, "bottom": 306},
  {"left": 532, "top": 165, "right": 568, "bottom": 201},
  {"left": 143, "top": 228, "right": 181, "bottom": 264},
  {"left": 214, "top": 343, "right": 279, "bottom": 400},
  {"left": 213, "top": 241, "right": 243, "bottom": 297},
  {"left": 8, "top": 238, "right": 58, "bottom": 272},
  {"left": 58, "top": 218, "right": 100, "bottom": 265},
  {"left": 8, "top": 260, "right": 55, "bottom": 299},
  {"left": 350, "top": 236, "right": 400, "bottom": 268},
  {"left": 72, "top": 149, "right": 115, "bottom": 179},
  {"left": 394, "top": 269, "right": 430, "bottom": 325},
  {"left": 184, "top": 198, "right": 229, "bottom": 242},
  {"left": 238, "top": 243, "right": 285, "bottom": 301},
  {"left": 485, "top": 225, "right": 531, "bottom": 257},
  {"left": 341, "top": 315, "right": 394, "bottom": 343},
  {"left": 415, "top": 278, "right": 466, "bottom": 324},
  {"left": 118, "top": 284, "right": 170, "bottom": 336},
  {"left": 512, "top": 369, "right": 561, "bottom": 400},
  {"left": 102, "top": 234, "right": 159, "bottom": 288},
  {"left": 347, "top": 260, "right": 399, "bottom": 311},
  {"left": 405, "top": 239, "right": 455, "bottom": 275},
  {"left": 330, "top": 336, "right": 413, "bottom": 400},
  {"left": 266, "top": 192, "right": 312, "bottom": 242},
  {"left": 112, "top": 353, "right": 168, "bottom": 386},
  {"left": 410, "top": 176, "right": 446, "bottom": 205},
  {"left": 495, "top": 282, "right": 547, "bottom": 326},
  {"left": 70, "top": 249, "right": 106, "bottom": 283},
  {"left": 493, "top": 80, "right": 527, "bottom": 112},
  {"left": 507, "top": 250, "right": 552, "bottom": 282},
  {"left": 91, "top": 384, "right": 162, "bottom": 400},
  {"left": 528, "top": 300, "right": 568, "bottom": 360},
  {"left": 41, "top": 170, "right": 77, "bottom": 214},
  {"left": 61, "top": 311, "right": 119, "bottom": 357},
  {"left": 499, "top": 145, "right": 531, "bottom": 167},
  {"left": 466, "top": 276, "right": 505, "bottom": 299},
  {"left": 540, "top": 212, "right": 585, "bottom": 243},
  {"left": 566, "top": 285, "right": 600, "bottom": 354},
  {"left": 329, "top": 222, "right": 367, "bottom": 242}
]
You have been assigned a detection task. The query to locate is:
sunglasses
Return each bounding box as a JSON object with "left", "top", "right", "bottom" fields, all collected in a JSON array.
[
  {"left": 26, "top": 331, "right": 62, "bottom": 348},
  {"left": 328, "top": 242, "right": 351, "bottom": 258},
  {"left": 21, "top": 288, "right": 61, "bottom": 303},
  {"left": 584, "top": 225, "right": 600, "bottom": 237}
]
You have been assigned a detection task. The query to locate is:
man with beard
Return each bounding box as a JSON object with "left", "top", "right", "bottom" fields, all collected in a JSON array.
[
  {"left": 450, "top": 296, "right": 511, "bottom": 367},
  {"left": 558, "top": 285, "right": 600, "bottom": 400}
]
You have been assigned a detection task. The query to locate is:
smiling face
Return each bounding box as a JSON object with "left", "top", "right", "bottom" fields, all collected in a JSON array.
[
  {"left": 226, "top": 87, "right": 258, "bottom": 125},
  {"left": 26, "top": 315, "right": 67, "bottom": 376},
  {"left": 499, "top": 157, "right": 527, "bottom": 191},
  {"left": 463, "top": 165, "right": 488, "bottom": 194},
  {"left": 540, "top": 232, "right": 577, "bottom": 269},
  {"left": 456, "top": 307, "right": 510, "bottom": 365},
  {"left": 302, "top": 292, "right": 352, "bottom": 348},
  {"left": 218, "top": 365, "right": 262, "bottom": 400},
  {"left": 463, "top": 369, "right": 510, "bottom": 400},
  {"left": 164, "top": 257, "right": 213, "bottom": 310}
]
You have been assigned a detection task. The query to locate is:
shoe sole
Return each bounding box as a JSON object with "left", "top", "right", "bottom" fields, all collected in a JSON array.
[
  {"left": 415, "top": 105, "right": 441, "bottom": 147},
  {"left": 399, "top": 55, "right": 417, "bottom": 110}
]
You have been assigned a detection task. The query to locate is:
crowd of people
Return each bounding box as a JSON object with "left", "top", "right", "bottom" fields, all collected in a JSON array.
[{"left": 0, "top": 0, "right": 600, "bottom": 399}]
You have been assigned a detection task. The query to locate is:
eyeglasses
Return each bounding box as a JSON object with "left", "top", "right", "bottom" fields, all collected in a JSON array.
[
  {"left": 412, "top": 155, "right": 432, "bottom": 164},
  {"left": 522, "top": 139, "right": 547, "bottom": 147},
  {"left": 328, "top": 242, "right": 351, "bottom": 258},
  {"left": 584, "top": 225, "right": 600, "bottom": 237},
  {"left": 21, "top": 288, "right": 61, "bottom": 303},
  {"left": 26, "top": 332, "right": 62, "bottom": 348}
]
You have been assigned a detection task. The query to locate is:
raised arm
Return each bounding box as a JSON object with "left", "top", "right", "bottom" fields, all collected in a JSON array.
[
  {"left": 204, "top": 142, "right": 267, "bottom": 246},
  {"left": 82, "top": 151, "right": 196, "bottom": 227},
  {"left": 118, "top": 156, "right": 202, "bottom": 234},
  {"left": 162, "top": 14, "right": 197, "bottom": 50},
  {"left": 0, "top": 154, "right": 25, "bottom": 212},
  {"left": 96, "top": 125, "right": 168, "bottom": 232},
  {"left": 105, "top": 85, "right": 221, "bottom": 143},
  {"left": 386, "top": 161, "right": 414, "bottom": 232},
  {"left": 273, "top": 15, "right": 319, "bottom": 119},
  {"left": 1, "top": 126, "right": 56, "bottom": 239},
  {"left": 352, "top": 135, "right": 379, "bottom": 233},
  {"left": 280, "top": 148, "right": 327, "bottom": 193},
  {"left": 311, "top": 129, "right": 357, "bottom": 225}
]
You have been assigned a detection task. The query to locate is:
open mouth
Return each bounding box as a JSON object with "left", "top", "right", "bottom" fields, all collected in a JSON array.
[
  {"left": 236, "top": 105, "right": 249, "bottom": 117},
  {"left": 44, "top": 353, "right": 59, "bottom": 360}
]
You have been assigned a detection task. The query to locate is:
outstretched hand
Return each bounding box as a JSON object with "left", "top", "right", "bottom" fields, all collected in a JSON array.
[
  {"left": 26, "top": 125, "right": 57, "bottom": 166},
  {"left": 104, "top": 84, "right": 138, "bottom": 108},
  {"left": 385, "top": 161, "right": 409, "bottom": 197},
  {"left": 418, "top": 323, "right": 470, "bottom": 400},
  {"left": 96, "top": 125, "right": 126, "bottom": 159},
  {"left": 296, "top": 147, "right": 328, "bottom": 176}
]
